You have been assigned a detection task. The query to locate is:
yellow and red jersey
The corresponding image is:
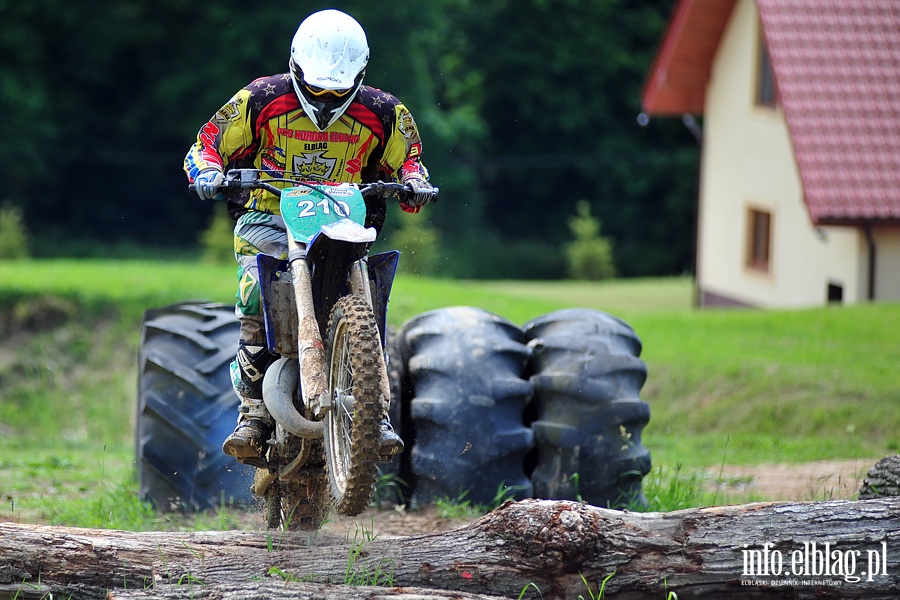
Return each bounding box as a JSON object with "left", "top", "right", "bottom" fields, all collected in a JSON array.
[{"left": 184, "top": 73, "right": 429, "bottom": 226}]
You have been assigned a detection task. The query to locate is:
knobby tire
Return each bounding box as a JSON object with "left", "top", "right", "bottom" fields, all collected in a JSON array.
[{"left": 323, "top": 294, "right": 385, "bottom": 516}]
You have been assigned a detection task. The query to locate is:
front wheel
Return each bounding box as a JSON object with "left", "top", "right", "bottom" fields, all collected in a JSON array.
[{"left": 324, "top": 294, "right": 386, "bottom": 516}]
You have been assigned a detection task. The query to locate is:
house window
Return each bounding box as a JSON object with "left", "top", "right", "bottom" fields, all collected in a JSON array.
[
  {"left": 827, "top": 282, "right": 844, "bottom": 304},
  {"left": 746, "top": 208, "right": 771, "bottom": 272},
  {"left": 756, "top": 33, "right": 776, "bottom": 107}
]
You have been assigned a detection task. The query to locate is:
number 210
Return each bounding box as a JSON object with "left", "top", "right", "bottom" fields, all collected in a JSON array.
[{"left": 297, "top": 197, "right": 350, "bottom": 218}]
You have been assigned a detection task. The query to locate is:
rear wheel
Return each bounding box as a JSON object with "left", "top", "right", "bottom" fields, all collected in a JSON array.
[
  {"left": 323, "top": 294, "right": 384, "bottom": 516},
  {"left": 263, "top": 469, "right": 329, "bottom": 531},
  {"left": 257, "top": 425, "right": 329, "bottom": 531}
]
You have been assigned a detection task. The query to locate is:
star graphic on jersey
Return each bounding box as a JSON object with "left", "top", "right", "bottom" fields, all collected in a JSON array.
[
  {"left": 281, "top": 73, "right": 291, "bottom": 82},
  {"left": 372, "top": 96, "right": 384, "bottom": 107},
  {"left": 264, "top": 83, "right": 276, "bottom": 95}
]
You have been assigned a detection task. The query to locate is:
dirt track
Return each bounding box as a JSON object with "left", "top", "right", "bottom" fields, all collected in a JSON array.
[
  {"left": 710, "top": 458, "right": 873, "bottom": 502},
  {"left": 315, "top": 458, "right": 876, "bottom": 539}
]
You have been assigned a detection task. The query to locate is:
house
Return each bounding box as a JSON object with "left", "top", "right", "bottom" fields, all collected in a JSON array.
[{"left": 641, "top": 0, "right": 900, "bottom": 308}]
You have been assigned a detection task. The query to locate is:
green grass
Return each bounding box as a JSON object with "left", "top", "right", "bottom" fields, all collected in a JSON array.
[{"left": 0, "top": 258, "right": 896, "bottom": 529}]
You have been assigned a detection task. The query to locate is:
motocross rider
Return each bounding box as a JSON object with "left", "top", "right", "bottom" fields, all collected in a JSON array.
[{"left": 184, "top": 9, "right": 436, "bottom": 464}]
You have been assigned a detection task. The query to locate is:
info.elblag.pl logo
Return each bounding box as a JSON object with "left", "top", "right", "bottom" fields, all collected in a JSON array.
[{"left": 742, "top": 540, "right": 889, "bottom": 584}]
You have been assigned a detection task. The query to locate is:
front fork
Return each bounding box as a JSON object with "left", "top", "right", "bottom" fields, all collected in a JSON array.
[
  {"left": 287, "top": 236, "right": 330, "bottom": 421},
  {"left": 349, "top": 260, "right": 373, "bottom": 307},
  {"left": 287, "top": 237, "right": 374, "bottom": 415}
]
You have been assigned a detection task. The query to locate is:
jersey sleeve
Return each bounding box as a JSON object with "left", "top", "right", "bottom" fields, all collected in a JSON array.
[
  {"left": 381, "top": 103, "right": 429, "bottom": 183},
  {"left": 183, "top": 88, "right": 254, "bottom": 182},
  {"left": 379, "top": 102, "right": 431, "bottom": 213}
]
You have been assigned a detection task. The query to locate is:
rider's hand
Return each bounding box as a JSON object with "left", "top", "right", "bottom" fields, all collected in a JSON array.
[
  {"left": 194, "top": 169, "right": 225, "bottom": 201},
  {"left": 400, "top": 175, "right": 435, "bottom": 212}
]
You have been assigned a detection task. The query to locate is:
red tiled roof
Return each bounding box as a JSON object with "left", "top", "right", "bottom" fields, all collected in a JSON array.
[
  {"left": 641, "top": 0, "right": 737, "bottom": 115},
  {"left": 643, "top": 0, "right": 900, "bottom": 224},
  {"left": 758, "top": 0, "right": 900, "bottom": 224}
]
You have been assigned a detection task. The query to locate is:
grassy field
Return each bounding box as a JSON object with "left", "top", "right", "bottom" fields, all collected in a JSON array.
[{"left": 0, "top": 259, "right": 896, "bottom": 529}]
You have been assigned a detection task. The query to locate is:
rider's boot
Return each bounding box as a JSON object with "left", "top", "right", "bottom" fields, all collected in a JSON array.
[
  {"left": 378, "top": 416, "right": 404, "bottom": 461},
  {"left": 222, "top": 342, "right": 277, "bottom": 463}
]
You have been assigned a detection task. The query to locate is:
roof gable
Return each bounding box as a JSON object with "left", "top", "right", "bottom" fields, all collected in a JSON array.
[
  {"left": 641, "top": 0, "right": 737, "bottom": 115},
  {"left": 642, "top": 0, "right": 900, "bottom": 224}
]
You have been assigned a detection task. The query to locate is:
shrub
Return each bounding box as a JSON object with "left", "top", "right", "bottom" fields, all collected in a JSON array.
[
  {"left": 198, "top": 208, "right": 235, "bottom": 264},
  {"left": 564, "top": 200, "right": 615, "bottom": 281},
  {"left": 385, "top": 210, "right": 442, "bottom": 276},
  {"left": 0, "top": 203, "right": 30, "bottom": 259}
]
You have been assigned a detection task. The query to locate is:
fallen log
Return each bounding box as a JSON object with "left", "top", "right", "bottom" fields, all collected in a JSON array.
[{"left": 1, "top": 498, "right": 897, "bottom": 599}]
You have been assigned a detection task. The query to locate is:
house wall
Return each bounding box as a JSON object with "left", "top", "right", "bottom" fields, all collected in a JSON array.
[
  {"left": 873, "top": 226, "right": 900, "bottom": 300},
  {"left": 697, "top": 0, "right": 866, "bottom": 308}
]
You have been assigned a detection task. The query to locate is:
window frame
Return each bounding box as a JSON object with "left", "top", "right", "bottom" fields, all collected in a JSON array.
[
  {"left": 746, "top": 207, "right": 772, "bottom": 273},
  {"left": 755, "top": 30, "right": 777, "bottom": 108}
]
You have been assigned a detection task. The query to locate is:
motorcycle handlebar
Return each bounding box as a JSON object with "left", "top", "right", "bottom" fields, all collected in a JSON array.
[{"left": 188, "top": 169, "right": 438, "bottom": 202}]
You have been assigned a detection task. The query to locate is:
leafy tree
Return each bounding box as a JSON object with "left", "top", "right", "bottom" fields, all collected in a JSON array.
[
  {"left": 462, "top": 0, "right": 696, "bottom": 277},
  {"left": 2, "top": 0, "right": 696, "bottom": 278}
]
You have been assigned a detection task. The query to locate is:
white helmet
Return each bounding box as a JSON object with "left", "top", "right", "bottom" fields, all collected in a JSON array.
[{"left": 289, "top": 10, "right": 369, "bottom": 131}]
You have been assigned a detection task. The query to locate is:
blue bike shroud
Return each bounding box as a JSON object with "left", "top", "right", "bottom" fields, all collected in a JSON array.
[{"left": 257, "top": 251, "right": 400, "bottom": 353}]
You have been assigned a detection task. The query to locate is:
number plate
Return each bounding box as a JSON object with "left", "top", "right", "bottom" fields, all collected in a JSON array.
[{"left": 280, "top": 183, "right": 367, "bottom": 243}]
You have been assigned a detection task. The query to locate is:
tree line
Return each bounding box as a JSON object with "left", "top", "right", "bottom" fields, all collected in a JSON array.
[{"left": 2, "top": 0, "right": 697, "bottom": 279}]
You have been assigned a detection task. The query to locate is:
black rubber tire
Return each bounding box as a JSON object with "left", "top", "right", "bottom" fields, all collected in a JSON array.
[
  {"left": 523, "top": 308, "right": 651, "bottom": 509},
  {"left": 136, "top": 301, "right": 254, "bottom": 511},
  {"left": 323, "top": 294, "right": 384, "bottom": 516},
  {"left": 401, "top": 307, "right": 534, "bottom": 507}
]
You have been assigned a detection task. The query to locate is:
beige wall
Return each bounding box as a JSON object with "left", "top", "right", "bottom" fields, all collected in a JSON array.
[
  {"left": 698, "top": 0, "right": 869, "bottom": 307},
  {"left": 873, "top": 226, "right": 900, "bottom": 300}
]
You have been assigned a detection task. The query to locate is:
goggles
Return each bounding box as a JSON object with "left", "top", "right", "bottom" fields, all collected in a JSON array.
[
  {"left": 304, "top": 82, "right": 354, "bottom": 98},
  {"left": 290, "top": 60, "right": 360, "bottom": 100}
]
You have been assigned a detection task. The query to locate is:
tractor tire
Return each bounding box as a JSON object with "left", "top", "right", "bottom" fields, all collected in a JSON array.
[
  {"left": 136, "top": 301, "right": 254, "bottom": 511},
  {"left": 401, "top": 307, "right": 534, "bottom": 507},
  {"left": 523, "top": 308, "right": 651, "bottom": 509}
]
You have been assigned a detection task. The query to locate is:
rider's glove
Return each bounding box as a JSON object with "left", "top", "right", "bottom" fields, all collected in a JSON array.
[
  {"left": 400, "top": 175, "right": 435, "bottom": 213},
  {"left": 194, "top": 169, "right": 225, "bottom": 201}
]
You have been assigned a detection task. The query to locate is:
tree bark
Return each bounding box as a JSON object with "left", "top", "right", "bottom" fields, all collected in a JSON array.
[{"left": 1, "top": 498, "right": 897, "bottom": 599}]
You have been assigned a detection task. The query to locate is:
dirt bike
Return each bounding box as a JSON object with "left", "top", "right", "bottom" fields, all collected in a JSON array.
[{"left": 192, "top": 168, "right": 437, "bottom": 529}]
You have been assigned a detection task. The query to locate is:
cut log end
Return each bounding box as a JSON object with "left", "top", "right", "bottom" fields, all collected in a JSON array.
[{"left": 858, "top": 454, "right": 900, "bottom": 499}]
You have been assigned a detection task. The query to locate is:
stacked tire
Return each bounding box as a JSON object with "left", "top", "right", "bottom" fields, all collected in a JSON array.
[
  {"left": 399, "top": 307, "right": 534, "bottom": 506},
  {"left": 398, "top": 307, "right": 651, "bottom": 510},
  {"left": 136, "top": 302, "right": 651, "bottom": 513},
  {"left": 136, "top": 302, "right": 254, "bottom": 511},
  {"left": 523, "top": 309, "right": 651, "bottom": 508}
]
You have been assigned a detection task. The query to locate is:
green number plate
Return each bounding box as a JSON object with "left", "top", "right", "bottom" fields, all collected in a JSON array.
[{"left": 281, "top": 184, "right": 366, "bottom": 244}]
